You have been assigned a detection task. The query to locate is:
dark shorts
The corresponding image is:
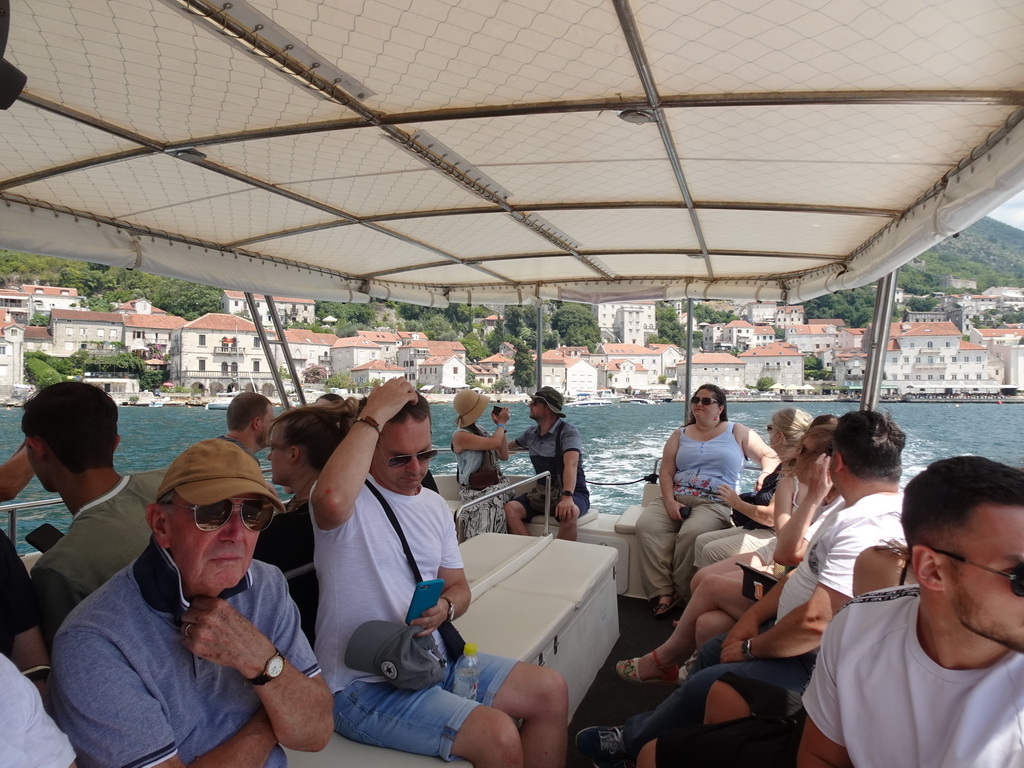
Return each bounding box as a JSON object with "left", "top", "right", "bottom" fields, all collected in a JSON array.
[{"left": 511, "top": 490, "right": 591, "bottom": 520}]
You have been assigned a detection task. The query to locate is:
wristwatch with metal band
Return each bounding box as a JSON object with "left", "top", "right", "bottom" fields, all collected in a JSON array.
[
  {"left": 248, "top": 649, "right": 285, "bottom": 685},
  {"left": 741, "top": 638, "right": 757, "bottom": 661},
  {"left": 443, "top": 596, "right": 456, "bottom": 622},
  {"left": 561, "top": 490, "right": 573, "bottom": 497}
]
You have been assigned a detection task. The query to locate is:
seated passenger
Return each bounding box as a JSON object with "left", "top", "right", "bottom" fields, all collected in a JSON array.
[
  {"left": 578, "top": 410, "right": 905, "bottom": 765},
  {"left": 311, "top": 378, "right": 569, "bottom": 765},
  {"left": 451, "top": 389, "right": 512, "bottom": 539},
  {"left": 1, "top": 529, "right": 51, "bottom": 696},
  {"left": 693, "top": 408, "right": 811, "bottom": 569},
  {"left": 21, "top": 382, "right": 165, "bottom": 647},
  {"left": 255, "top": 400, "right": 358, "bottom": 644},
  {"left": 48, "top": 439, "right": 332, "bottom": 767},
  {"left": 615, "top": 420, "right": 838, "bottom": 684},
  {"left": 635, "top": 385, "right": 778, "bottom": 617},
  {"left": 0, "top": 653, "right": 77, "bottom": 768}
]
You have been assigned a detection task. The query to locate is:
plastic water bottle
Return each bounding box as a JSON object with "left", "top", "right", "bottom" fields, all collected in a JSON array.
[{"left": 450, "top": 643, "right": 479, "bottom": 700}]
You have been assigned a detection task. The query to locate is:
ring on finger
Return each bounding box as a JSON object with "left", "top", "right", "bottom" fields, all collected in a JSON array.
[{"left": 183, "top": 622, "right": 194, "bottom": 639}]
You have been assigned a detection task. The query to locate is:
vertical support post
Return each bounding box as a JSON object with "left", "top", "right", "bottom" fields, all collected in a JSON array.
[
  {"left": 535, "top": 300, "right": 544, "bottom": 393},
  {"left": 684, "top": 298, "right": 694, "bottom": 420},
  {"left": 860, "top": 270, "right": 899, "bottom": 411},
  {"left": 244, "top": 293, "right": 306, "bottom": 409}
]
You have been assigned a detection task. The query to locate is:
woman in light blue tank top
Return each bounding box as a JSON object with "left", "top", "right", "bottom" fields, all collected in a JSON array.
[{"left": 634, "top": 384, "right": 779, "bottom": 618}]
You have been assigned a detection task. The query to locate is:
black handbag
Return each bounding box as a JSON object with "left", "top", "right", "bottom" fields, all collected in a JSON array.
[{"left": 364, "top": 480, "right": 467, "bottom": 662}]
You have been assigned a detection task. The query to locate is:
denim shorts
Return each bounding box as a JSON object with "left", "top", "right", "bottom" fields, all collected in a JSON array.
[{"left": 332, "top": 652, "right": 517, "bottom": 761}]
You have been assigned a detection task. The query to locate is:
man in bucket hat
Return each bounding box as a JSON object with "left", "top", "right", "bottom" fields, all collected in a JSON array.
[
  {"left": 504, "top": 386, "right": 590, "bottom": 541},
  {"left": 49, "top": 439, "right": 332, "bottom": 767}
]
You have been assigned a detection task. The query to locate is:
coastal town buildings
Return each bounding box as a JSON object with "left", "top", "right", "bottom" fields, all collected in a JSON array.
[
  {"left": 681, "top": 352, "right": 746, "bottom": 391},
  {"left": 0, "top": 316, "right": 25, "bottom": 398},
  {"left": 221, "top": 290, "right": 316, "bottom": 326},
  {"left": 737, "top": 342, "right": 805, "bottom": 388},
  {"left": 350, "top": 359, "right": 406, "bottom": 387},
  {"left": 169, "top": 314, "right": 276, "bottom": 395},
  {"left": 329, "top": 336, "right": 382, "bottom": 372},
  {"left": 592, "top": 302, "right": 656, "bottom": 345},
  {"left": 21, "top": 285, "right": 82, "bottom": 315}
]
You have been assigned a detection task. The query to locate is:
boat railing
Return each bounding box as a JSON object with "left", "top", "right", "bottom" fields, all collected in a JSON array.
[{"left": 453, "top": 471, "right": 553, "bottom": 541}]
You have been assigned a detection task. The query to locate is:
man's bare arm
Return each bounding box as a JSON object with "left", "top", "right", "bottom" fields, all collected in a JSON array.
[
  {"left": 0, "top": 443, "right": 33, "bottom": 502},
  {"left": 797, "top": 717, "right": 853, "bottom": 768}
]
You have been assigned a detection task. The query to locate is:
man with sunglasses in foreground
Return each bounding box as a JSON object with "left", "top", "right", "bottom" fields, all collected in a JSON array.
[
  {"left": 311, "top": 377, "right": 569, "bottom": 767},
  {"left": 799, "top": 455, "right": 1024, "bottom": 767},
  {"left": 48, "top": 439, "right": 333, "bottom": 767}
]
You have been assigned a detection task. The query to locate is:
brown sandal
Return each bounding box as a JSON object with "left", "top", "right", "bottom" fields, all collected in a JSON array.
[{"left": 652, "top": 593, "right": 682, "bottom": 619}]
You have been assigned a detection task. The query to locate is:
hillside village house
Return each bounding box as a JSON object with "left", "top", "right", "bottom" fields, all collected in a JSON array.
[
  {"left": 833, "top": 351, "right": 867, "bottom": 388},
  {"left": 592, "top": 302, "right": 656, "bottom": 345},
  {"left": 354, "top": 330, "right": 401, "bottom": 363},
  {"left": 23, "top": 326, "right": 53, "bottom": 355},
  {"left": 538, "top": 351, "right": 598, "bottom": 396},
  {"left": 50, "top": 310, "right": 124, "bottom": 356},
  {"left": 0, "top": 289, "right": 32, "bottom": 325},
  {"left": 329, "top": 335, "right": 381, "bottom": 373},
  {"left": 350, "top": 359, "right": 406, "bottom": 387},
  {"left": 22, "top": 285, "right": 81, "bottom": 315},
  {"left": 416, "top": 355, "right": 466, "bottom": 392},
  {"left": 702, "top": 320, "right": 774, "bottom": 353},
  {"left": 0, "top": 317, "right": 25, "bottom": 398},
  {"left": 467, "top": 364, "right": 497, "bottom": 389},
  {"left": 646, "top": 344, "right": 683, "bottom": 379},
  {"left": 221, "top": 290, "right": 316, "bottom": 326},
  {"left": 786, "top": 323, "right": 840, "bottom": 365},
  {"left": 122, "top": 314, "right": 186, "bottom": 361},
  {"left": 774, "top": 305, "right": 805, "bottom": 328},
  {"left": 283, "top": 329, "right": 337, "bottom": 372},
  {"left": 170, "top": 314, "right": 275, "bottom": 395},
  {"left": 596, "top": 343, "right": 661, "bottom": 375},
  {"left": 477, "top": 353, "right": 514, "bottom": 381},
  {"left": 738, "top": 342, "right": 805, "bottom": 388},
  {"left": 971, "top": 327, "right": 1024, "bottom": 389},
  {"left": 597, "top": 358, "right": 651, "bottom": 393},
  {"left": 397, "top": 340, "right": 466, "bottom": 384},
  {"left": 682, "top": 352, "right": 746, "bottom": 392}
]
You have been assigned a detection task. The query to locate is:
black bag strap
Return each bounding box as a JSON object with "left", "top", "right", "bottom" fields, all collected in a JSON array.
[{"left": 365, "top": 479, "right": 422, "bottom": 582}]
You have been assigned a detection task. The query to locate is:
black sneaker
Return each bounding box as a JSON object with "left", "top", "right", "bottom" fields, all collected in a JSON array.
[{"left": 575, "top": 725, "right": 632, "bottom": 767}]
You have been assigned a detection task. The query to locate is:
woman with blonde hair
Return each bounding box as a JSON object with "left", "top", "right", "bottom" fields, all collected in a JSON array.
[
  {"left": 693, "top": 407, "right": 813, "bottom": 569},
  {"left": 254, "top": 398, "right": 358, "bottom": 644},
  {"left": 451, "top": 389, "right": 512, "bottom": 539}
]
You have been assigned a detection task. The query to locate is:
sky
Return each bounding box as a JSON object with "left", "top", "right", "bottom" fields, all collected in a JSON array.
[{"left": 988, "top": 189, "right": 1024, "bottom": 231}]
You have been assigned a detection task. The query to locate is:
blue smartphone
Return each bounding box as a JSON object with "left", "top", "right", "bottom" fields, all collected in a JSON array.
[{"left": 405, "top": 578, "right": 445, "bottom": 624}]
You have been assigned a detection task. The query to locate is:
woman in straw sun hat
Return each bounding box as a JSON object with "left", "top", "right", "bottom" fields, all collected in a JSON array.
[{"left": 451, "top": 389, "right": 513, "bottom": 540}]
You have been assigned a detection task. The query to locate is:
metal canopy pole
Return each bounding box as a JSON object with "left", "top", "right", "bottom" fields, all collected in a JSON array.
[
  {"left": 535, "top": 301, "right": 544, "bottom": 394},
  {"left": 860, "top": 270, "right": 899, "bottom": 411},
  {"left": 684, "top": 298, "right": 694, "bottom": 420},
  {"left": 244, "top": 293, "right": 306, "bottom": 409}
]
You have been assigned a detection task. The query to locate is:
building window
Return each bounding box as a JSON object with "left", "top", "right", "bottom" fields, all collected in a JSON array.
[
  {"left": 253, "top": 360, "right": 260, "bottom": 373},
  {"left": 97, "top": 329, "right": 105, "bottom": 337},
  {"left": 198, "top": 359, "right": 206, "bottom": 371},
  {"left": 199, "top": 334, "right": 207, "bottom": 346},
  {"left": 80, "top": 328, "right": 87, "bottom": 336},
  {"left": 0, "top": 346, "right": 7, "bottom": 356},
  {"left": 221, "top": 362, "right": 228, "bottom": 373},
  {"left": 231, "top": 362, "right": 238, "bottom": 375}
]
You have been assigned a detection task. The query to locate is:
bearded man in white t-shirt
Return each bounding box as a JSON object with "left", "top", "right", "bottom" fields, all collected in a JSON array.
[
  {"left": 578, "top": 409, "right": 906, "bottom": 765},
  {"left": 799, "top": 455, "right": 1024, "bottom": 767},
  {"left": 310, "top": 377, "right": 568, "bottom": 767}
]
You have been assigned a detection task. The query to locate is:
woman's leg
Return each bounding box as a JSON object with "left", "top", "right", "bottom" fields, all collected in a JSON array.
[
  {"left": 671, "top": 501, "right": 733, "bottom": 602},
  {"left": 635, "top": 495, "right": 682, "bottom": 601}
]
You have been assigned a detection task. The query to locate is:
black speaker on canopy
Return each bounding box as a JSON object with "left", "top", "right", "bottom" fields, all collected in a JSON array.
[{"left": 0, "top": 0, "right": 28, "bottom": 110}]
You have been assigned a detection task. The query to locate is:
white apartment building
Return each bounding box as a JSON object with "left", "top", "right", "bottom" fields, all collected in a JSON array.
[
  {"left": 774, "top": 305, "right": 804, "bottom": 328},
  {"left": 832, "top": 351, "right": 867, "bottom": 388},
  {"left": 680, "top": 352, "right": 746, "bottom": 392},
  {"left": 0, "top": 290, "right": 32, "bottom": 325},
  {"left": 416, "top": 355, "right": 466, "bottom": 392},
  {"left": 350, "top": 359, "right": 406, "bottom": 388},
  {"left": 969, "top": 327, "right": 1024, "bottom": 388},
  {"left": 704, "top": 320, "right": 774, "bottom": 352},
  {"left": 0, "top": 319, "right": 25, "bottom": 397},
  {"left": 477, "top": 353, "right": 514, "bottom": 382},
  {"left": 21, "top": 284, "right": 82, "bottom": 315},
  {"left": 882, "top": 322, "right": 996, "bottom": 393},
  {"left": 785, "top": 324, "right": 839, "bottom": 364},
  {"left": 742, "top": 302, "right": 777, "bottom": 325},
  {"left": 170, "top": 313, "right": 275, "bottom": 395},
  {"left": 646, "top": 344, "right": 683, "bottom": 379},
  {"left": 738, "top": 342, "right": 805, "bottom": 388},
  {"left": 539, "top": 353, "right": 598, "bottom": 397},
  {"left": 595, "top": 343, "right": 660, "bottom": 373},
  {"left": 221, "top": 290, "right": 316, "bottom": 326},
  {"left": 23, "top": 326, "right": 53, "bottom": 355},
  {"left": 330, "top": 336, "right": 382, "bottom": 372},
  {"left": 592, "top": 302, "right": 657, "bottom": 345},
  {"left": 49, "top": 310, "right": 124, "bottom": 357}
]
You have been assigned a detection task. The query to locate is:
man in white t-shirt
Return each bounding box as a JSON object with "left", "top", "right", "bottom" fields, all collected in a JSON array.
[
  {"left": 310, "top": 378, "right": 568, "bottom": 766},
  {"left": 578, "top": 409, "right": 906, "bottom": 764},
  {"left": 800, "top": 455, "right": 1024, "bottom": 767}
]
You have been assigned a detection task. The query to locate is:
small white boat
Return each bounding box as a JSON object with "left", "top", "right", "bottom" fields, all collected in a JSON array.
[
  {"left": 622, "top": 397, "right": 657, "bottom": 404},
  {"left": 564, "top": 393, "right": 614, "bottom": 407}
]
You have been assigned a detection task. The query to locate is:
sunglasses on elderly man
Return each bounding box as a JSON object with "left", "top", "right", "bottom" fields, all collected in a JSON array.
[
  {"left": 690, "top": 396, "right": 719, "bottom": 406},
  {"left": 170, "top": 498, "right": 276, "bottom": 532},
  {"left": 377, "top": 446, "right": 439, "bottom": 468},
  {"left": 932, "top": 547, "right": 1024, "bottom": 597}
]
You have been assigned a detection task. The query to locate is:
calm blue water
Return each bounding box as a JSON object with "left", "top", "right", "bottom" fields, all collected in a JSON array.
[{"left": 5, "top": 400, "right": 1024, "bottom": 553}]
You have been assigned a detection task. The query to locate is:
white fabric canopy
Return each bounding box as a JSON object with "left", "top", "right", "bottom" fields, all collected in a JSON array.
[{"left": 2, "top": 0, "right": 1024, "bottom": 307}]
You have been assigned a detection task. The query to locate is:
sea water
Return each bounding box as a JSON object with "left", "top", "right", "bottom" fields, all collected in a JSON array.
[{"left": 4, "top": 400, "right": 1024, "bottom": 553}]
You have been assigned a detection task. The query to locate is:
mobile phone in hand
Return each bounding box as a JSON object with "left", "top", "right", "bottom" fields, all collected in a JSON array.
[
  {"left": 405, "top": 578, "right": 444, "bottom": 624},
  {"left": 492, "top": 405, "right": 502, "bottom": 416}
]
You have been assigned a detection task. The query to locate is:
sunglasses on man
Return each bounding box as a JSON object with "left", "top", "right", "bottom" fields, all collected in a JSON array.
[
  {"left": 170, "top": 497, "right": 276, "bottom": 532},
  {"left": 690, "top": 396, "right": 719, "bottom": 406},
  {"left": 932, "top": 547, "right": 1024, "bottom": 597},
  {"left": 377, "top": 447, "right": 439, "bottom": 468}
]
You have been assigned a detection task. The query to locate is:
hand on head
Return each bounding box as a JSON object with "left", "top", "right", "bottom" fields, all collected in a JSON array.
[{"left": 364, "top": 378, "right": 419, "bottom": 423}]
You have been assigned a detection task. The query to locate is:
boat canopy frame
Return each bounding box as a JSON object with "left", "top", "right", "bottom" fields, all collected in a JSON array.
[{"left": 2, "top": 0, "right": 1024, "bottom": 310}]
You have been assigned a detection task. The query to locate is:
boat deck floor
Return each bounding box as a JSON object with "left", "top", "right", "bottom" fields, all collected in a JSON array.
[{"left": 567, "top": 595, "right": 681, "bottom": 767}]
